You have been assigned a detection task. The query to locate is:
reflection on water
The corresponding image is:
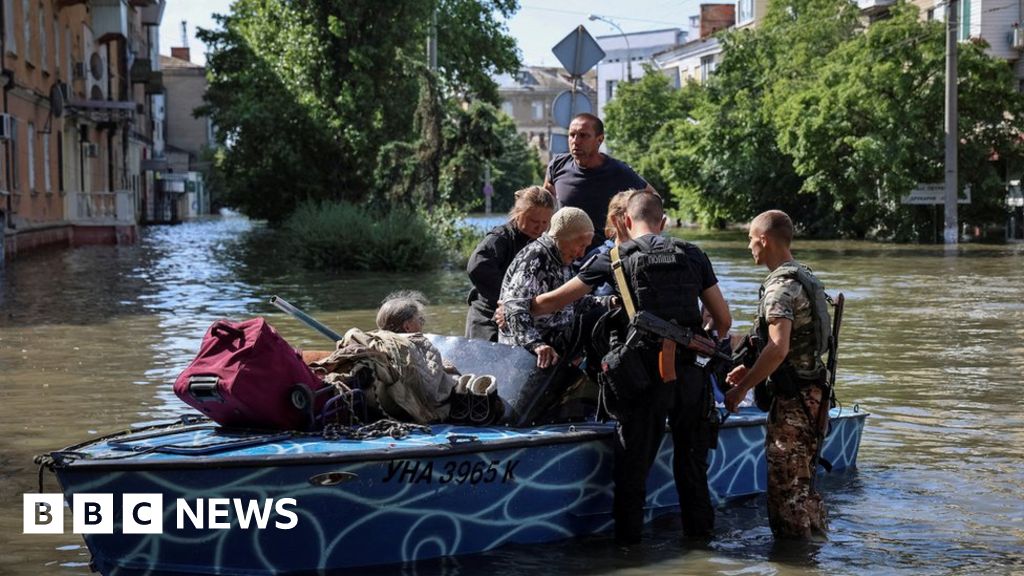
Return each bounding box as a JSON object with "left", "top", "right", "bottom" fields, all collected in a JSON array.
[{"left": 1, "top": 216, "right": 1022, "bottom": 575}]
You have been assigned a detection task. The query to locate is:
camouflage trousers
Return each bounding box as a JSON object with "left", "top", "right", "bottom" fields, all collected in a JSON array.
[{"left": 765, "top": 385, "right": 828, "bottom": 539}]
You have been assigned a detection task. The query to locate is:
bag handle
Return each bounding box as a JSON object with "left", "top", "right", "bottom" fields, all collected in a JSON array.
[{"left": 210, "top": 321, "right": 246, "bottom": 341}]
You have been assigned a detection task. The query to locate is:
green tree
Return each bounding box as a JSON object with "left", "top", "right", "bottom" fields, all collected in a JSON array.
[
  {"left": 198, "top": 0, "right": 521, "bottom": 223},
  {"left": 624, "top": 0, "right": 1024, "bottom": 238}
]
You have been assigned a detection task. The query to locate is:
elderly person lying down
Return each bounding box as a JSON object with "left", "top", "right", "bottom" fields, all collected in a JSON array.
[
  {"left": 304, "top": 291, "right": 458, "bottom": 424},
  {"left": 498, "top": 207, "right": 605, "bottom": 368}
]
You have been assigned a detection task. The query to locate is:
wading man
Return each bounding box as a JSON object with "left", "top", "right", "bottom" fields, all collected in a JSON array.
[
  {"left": 724, "top": 210, "right": 831, "bottom": 539},
  {"left": 544, "top": 113, "right": 655, "bottom": 252},
  {"left": 531, "top": 191, "right": 731, "bottom": 543}
]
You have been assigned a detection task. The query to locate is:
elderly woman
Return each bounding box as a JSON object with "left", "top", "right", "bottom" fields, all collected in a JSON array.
[
  {"left": 465, "top": 185, "right": 555, "bottom": 342},
  {"left": 498, "top": 207, "right": 603, "bottom": 368},
  {"left": 308, "top": 290, "right": 459, "bottom": 424}
]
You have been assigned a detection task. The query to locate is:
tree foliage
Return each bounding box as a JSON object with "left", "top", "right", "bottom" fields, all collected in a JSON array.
[
  {"left": 605, "top": 0, "right": 1024, "bottom": 239},
  {"left": 198, "top": 0, "right": 522, "bottom": 223}
]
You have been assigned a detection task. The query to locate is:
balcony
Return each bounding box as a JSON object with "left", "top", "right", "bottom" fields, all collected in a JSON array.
[
  {"left": 138, "top": 0, "right": 166, "bottom": 26},
  {"left": 131, "top": 58, "right": 152, "bottom": 82},
  {"left": 66, "top": 190, "right": 136, "bottom": 224},
  {"left": 67, "top": 98, "right": 137, "bottom": 123},
  {"left": 92, "top": 0, "right": 129, "bottom": 43},
  {"left": 856, "top": 0, "right": 896, "bottom": 16}
]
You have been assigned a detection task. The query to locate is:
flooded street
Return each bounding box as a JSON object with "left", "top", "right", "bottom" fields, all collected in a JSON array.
[{"left": 1, "top": 215, "right": 1022, "bottom": 575}]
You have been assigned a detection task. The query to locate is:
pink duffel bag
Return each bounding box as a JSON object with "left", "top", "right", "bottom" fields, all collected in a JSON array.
[{"left": 174, "top": 318, "right": 328, "bottom": 430}]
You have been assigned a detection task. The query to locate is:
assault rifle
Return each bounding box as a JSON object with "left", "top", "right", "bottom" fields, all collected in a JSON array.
[
  {"left": 630, "top": 311, "right": 732, "bottom": 362},
  {"left": 811, "top": 292, "right": 844, "bottom": 487}
]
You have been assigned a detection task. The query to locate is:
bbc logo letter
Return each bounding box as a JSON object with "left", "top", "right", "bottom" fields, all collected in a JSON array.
[
  {"left": 123, "top": 494, "right": 163, "bottom": 534},
  {"left": 24, "top": 494, "right": 64, "bottom": 534},
  {"left": 73, "top": 494, "right": 114, "bottom": 534}
]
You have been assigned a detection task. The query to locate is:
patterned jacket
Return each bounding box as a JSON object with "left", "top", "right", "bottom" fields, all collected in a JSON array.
[{"left": 498, "top": 234, "right": 600, "bottom": 352}]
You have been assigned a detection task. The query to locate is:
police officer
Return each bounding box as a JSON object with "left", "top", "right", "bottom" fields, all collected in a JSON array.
[
  {"left": 725, "top": 209, "right": 830, "bottom": 539},
  {"left": 530, "top": 190, "right": 731, "bottom": 544}
]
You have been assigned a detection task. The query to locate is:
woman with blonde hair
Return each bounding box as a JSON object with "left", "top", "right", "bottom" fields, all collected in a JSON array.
[{"left": 465, "top": 185, "right": 555, "bottom": 342}]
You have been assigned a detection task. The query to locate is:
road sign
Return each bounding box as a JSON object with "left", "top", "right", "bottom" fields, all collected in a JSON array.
[
  {"left": 550, "top": 133, "right": 569, "bottom": 155},
  {"left": 552, "top": 26, "right": 605, "bottom": 77},
  {"left": 901, "top": 183, "right": 971, "bottom": 205},
  {"left": 552, "top": 90, "right": 593, "bottom": 128}
]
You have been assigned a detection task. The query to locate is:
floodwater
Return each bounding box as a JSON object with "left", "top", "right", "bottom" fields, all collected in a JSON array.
[{"left": 1, "top": 215, "right": 1022, "bottom": 575}]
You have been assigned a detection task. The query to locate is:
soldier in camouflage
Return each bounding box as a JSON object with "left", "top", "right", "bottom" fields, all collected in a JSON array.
[{"left": 724, "top": 210, "right": 829, "bottom": 539}]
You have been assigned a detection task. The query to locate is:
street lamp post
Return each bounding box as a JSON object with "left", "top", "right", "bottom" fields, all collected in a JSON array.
[{"left": 588, "top": 14, "right": 632, "bottom": 83}]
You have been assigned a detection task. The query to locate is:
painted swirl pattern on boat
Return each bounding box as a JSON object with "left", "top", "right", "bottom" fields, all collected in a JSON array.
[{"left": 53, "top": 410, "right": 865, "bottom": 574}]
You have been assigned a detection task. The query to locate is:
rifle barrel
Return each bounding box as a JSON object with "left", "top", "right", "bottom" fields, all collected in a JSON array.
[{"left": 270, "top": 296, "right": 344, "bottom": 343}]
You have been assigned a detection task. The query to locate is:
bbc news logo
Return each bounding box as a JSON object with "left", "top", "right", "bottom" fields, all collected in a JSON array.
[{"left": 24, "top": 494, "right": 299, "bottom": 534}]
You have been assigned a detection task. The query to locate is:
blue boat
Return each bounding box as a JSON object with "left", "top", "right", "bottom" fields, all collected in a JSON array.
[{"left": 42, "top": 335, "right": 868, "bottom": 575}]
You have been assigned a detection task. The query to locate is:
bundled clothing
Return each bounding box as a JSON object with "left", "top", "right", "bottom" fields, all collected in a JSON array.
[{"left": 309, "top": 329, "right": 456, "bottom": 424}]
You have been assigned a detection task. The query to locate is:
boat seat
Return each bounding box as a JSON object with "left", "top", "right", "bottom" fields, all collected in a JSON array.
[{"left": 426, "top": 334, "right": 586, "bottom": 427}]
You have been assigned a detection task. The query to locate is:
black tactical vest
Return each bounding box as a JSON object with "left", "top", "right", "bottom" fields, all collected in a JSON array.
[{"left": 618, "top": 236, "right": 703, "bottom": 330}]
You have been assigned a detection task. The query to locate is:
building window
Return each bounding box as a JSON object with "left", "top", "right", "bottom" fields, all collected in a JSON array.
[
  {"left": 689, "top": 15, "right": 699, "bottom": 29},
  {"left": 960, "top": 0, "right": 971, "bottom": 41},
  {"left": 57, "top": 131, "right": 64, "bottom": 192},
  {"left": 531, "top": 100, "right": 544, "bottom": 120},
  {"left": 3, "top": 0, "right": 15, "bottom": 55},
  {"left": 43, "top": 132, "right": 51, "bottom": 193},
  {"left": 737, "top": 0, "right": 754, "bottom": 24},
  {"left": 28, "top": 122, "right": 36, "bottom": 192},
  {"left": 65, "top": 28, "right": 72, "bottom": 82},
  {"left": 606, "top": 79, "right": 618, "bottom": 101},
  {"left": 700, "top": 55, "right": 717, "bottom": 83},
  {"left": 53, "top": 16, "right": 60, "bottom": 76},
  {"left": 23, "top": 0, "right": 32, "bottom": 65},
  {"left": 10, "top": 118, "right": 18, "bottom": 190},
  {"left": 501, "top": 101, "right": 514, "bottom": 117},
  {"left": 40, "top": 3, "right": 48, "bottom": 73}
]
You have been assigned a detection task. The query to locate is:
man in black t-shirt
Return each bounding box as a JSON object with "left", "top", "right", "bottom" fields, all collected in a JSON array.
[
  {"left": 530, "top": 192, "right": 731, "bottom": 544},
  {"left": 544, "top": 113, "right": 655, "bottom": 251}
]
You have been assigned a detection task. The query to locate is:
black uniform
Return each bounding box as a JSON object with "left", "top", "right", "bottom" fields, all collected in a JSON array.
[
  {"left": 578, "top": 233, "right": 720, "bottom": 543},
  {"left": 465, "top": 221, "right": 532, "bottom": 341}
]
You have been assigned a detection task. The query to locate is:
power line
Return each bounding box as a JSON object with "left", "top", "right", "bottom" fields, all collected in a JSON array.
[{"left": 518, "top": 3, "right": 689, "bottom": 27}]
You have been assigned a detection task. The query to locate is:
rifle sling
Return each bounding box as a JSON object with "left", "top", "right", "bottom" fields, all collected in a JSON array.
[{"left": 609, "top": 246, "right": 637, "bottom": 320}]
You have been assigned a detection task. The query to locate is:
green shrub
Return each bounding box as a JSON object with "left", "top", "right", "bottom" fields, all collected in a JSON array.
[{"left": 285, "top": 201, "right": 443, "bottom": 271}]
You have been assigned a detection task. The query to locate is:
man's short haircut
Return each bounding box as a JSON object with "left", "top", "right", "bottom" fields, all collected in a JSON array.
[
  {"left": 376, "top": 290, "right": 428, "bottom": 332},
  {"left": 626, "top": 190, "right": 665, "bottom": 227},
  {"left": 751, "top": 210, "right": 794, "bottom": 245},
  {"left": 572, "top": 113, "right": 604, "bottom": 135}
]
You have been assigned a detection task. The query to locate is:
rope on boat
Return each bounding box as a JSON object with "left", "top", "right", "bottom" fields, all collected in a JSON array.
[{"left": 315, "top": 419, "right": 433, "bottom": 441}]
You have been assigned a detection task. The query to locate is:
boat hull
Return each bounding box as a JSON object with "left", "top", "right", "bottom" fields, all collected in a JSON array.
[{"left": 49, "top": 407, "right": 867, "bottom": 574}]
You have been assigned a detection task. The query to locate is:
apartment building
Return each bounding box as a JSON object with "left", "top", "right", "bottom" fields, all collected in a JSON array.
[
  {"left": 1, "top": 0, "right": 166, "bottom": 265},
  {"left": 496, "top": 66, "right": 597, "bottom": 164},
  {"left": 593, "top": 28, "right": 687, "bottom": 118}
]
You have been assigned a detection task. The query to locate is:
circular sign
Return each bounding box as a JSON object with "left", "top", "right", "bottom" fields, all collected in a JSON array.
[{"left": 552, "top": 90, "right": 593, "bottom": 129}]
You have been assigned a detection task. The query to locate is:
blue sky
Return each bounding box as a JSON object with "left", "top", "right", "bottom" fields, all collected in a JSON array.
[{"left": 161, "top": 0, "right": 702, "bottom": 67}]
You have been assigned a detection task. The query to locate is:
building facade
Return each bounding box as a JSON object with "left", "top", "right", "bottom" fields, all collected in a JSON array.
[
  {"left": 593, "top": 28, "right": 687, "bottom": 119},
  {"left": 1, "top": 0, "right": 166, "bottom": 265},
  {"left": 496, "top": 66, "right": 597, "bottom": 165},
  {"left": 153, "top": 47, "right": 212, "bottom": 222}
]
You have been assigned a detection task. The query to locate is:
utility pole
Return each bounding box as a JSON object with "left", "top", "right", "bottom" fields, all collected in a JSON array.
[{"left": 944, "top": 0, "right": 959, "bottom": 245}]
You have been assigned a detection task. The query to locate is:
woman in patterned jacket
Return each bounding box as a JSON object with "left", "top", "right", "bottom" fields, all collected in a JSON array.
[{"left": 498, "top": 207, "right": 604, "bottom": 368}]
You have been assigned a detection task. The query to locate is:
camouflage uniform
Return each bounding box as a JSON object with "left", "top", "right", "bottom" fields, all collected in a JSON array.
[{"left": 759, "top": 261, "right": 828, "bottom": 539}]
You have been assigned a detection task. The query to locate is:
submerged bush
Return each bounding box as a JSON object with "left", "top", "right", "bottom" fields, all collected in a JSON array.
[
  {"left": 285, "top": 201, "right": 442, "bottom": 271},
  {"left": 284, "top": 201, "right": 482, "bottom": 271}
]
